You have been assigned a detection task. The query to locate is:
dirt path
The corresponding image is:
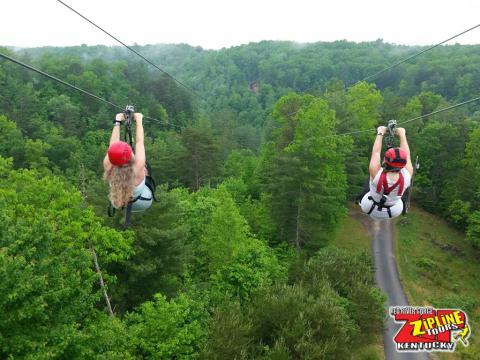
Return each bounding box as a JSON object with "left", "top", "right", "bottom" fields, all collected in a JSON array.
[{"left": 352, "top": 210, "right": 429, "bottom": 360}]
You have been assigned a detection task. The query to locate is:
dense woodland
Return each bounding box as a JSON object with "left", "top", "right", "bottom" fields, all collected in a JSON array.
[{"left": 1, "top": 40, "right": 480, "bottom": 358}]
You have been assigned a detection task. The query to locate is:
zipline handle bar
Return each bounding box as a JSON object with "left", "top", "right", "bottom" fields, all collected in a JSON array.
[
  {"left": 124, "top": 105, "right": 134, "bottom": 148},
  {"left": 387, "top": 119, "right": 397, "bottom": 136},
  {"left": 385, "top": 119, "right": 397, "bottom": 149}
]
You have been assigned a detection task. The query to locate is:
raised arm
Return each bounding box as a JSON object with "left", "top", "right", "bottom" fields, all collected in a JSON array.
[
  {"left": 369, "top": 126, "right": 386, "bottom": 178},
  {"left": 103, "top": 113, "right": 124, "bottom": 171},
  {"left": 396, "top": 127, "right": 414, "bottom": 176},
  {"left": 133, "top": 113, "right": 146, "bottom": 172}
]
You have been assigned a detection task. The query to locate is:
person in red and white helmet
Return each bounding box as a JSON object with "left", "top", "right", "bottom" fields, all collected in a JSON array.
[
  {"left": 102, "top": 112, "right": 152, "bottom": 212},
  {"left": 358, "top": 126, "right": 414, "bottom": 219}
]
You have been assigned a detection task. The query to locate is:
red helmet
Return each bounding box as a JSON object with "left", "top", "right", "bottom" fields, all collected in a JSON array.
[
  {"left": 383, "top": 147, "right": 407, "bottom": 170},
  {"left": 108, "top": 141, "right": 132, "bottom": 166}
]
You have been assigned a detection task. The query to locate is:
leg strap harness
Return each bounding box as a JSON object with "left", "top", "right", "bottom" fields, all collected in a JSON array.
[{"left": 367, "top": 171, "right": 404, "bottom": 218}]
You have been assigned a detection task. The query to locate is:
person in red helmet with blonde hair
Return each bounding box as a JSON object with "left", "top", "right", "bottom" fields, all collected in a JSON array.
[
  {"left": 358, "top": 126, "right": 414, "bottom": 219},
  {"left": 103, "top": 112, "right": 153, "bottom": 212}
]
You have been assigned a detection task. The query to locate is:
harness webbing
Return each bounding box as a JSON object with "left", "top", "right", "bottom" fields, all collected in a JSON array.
[
  {"left": 367, "top": 195, "right": 392, "bottom": 218},
  {"left": 376, "top": 171, "right": 405, "bottom": 196},
  {"left": 121, "top": 107, "right": 135, "bottom": 227},
  {"left": 367, "top": 171, "right": 405, "bottom": 218}
]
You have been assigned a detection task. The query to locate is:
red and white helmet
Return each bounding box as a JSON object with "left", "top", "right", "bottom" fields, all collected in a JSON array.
[
  {"left": 383, "top": 147, "right": 407, "bottom": 171},
  {"left": 108, "top": 141, "right": 132, "bottom": 166}
]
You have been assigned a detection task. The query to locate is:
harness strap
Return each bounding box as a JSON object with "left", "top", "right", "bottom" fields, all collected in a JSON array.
[
  {"left": 376, "top": 171, "right": 405, "bottom": 196},
  {"left": 367, "top": 197, "right": 376, "bottom": 215},
  {"left": 131, "top": 194, "right": 153, "bottom": 203},
  {"left": 145, "top": 163, "right": 160, "bottom": 202},
  {"left": 144, "top": 174, "right": 160, "bottom": 202},
  {"left": 367, "top": 195, "right": 393, "bottom": 218},
  {"left": 370, "top": 170, "right": 405, "bottom": 218},
  {"left": 107, "top": 176, "right": 155, "bottom": 222},
  {"left": 124, "top": 185, "right": 153, "bottom": 227},
  {"left": 108, "top": 202, "right": 115, "bottom": 217},
  {"left": 124, "top": 202, "right": 133, "bottom": 227}
]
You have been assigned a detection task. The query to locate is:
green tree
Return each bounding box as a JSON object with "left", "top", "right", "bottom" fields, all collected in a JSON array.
[
  {"left": 146, "top": 131, "right": 186, "bottom": 187},
  {"left": 110, "top": 187, "right": 190, "bottom": 311},
  {"left": 222, "top": 149, "right": 260, "bottom": 196},
  {"left": 295, "top": 247, "right": 386, "bottom": 342},
  {"left": 0, "top": 114, "right": 25, "bottom": 167},
  {"left": 67, "top": 311, "right": 134, "bottom": 359},
  {"left": 179, "top": 118, "right": 220, "bottom": 190},
  {"left": 187, "top": 186, "right": 284, "bottom": 303},
  {"left": 197, "top": 187, "right": 250, "bottom": 275},
  {"left": 414, "top": 121, "right": 466, "bottom": 213},
  {"left": 337, "top": 82, "right": 383, "bottom": 197},
  {"left": 23, "top": 138, "right": 51, "bottom": 171},
  {"left": 127, "top": 293, "right": 208, "bottom": 359},
  {"left": 0, "top": 157, "right": 132, "bottom": 359},
  {"left": 466, "top": 211, "right": 480, "bottom": 248},
  {"left": 208, "top": 237, "right": 285, "bottom": 303},
  {"left": 261, "top": 94, "right": 351, "bottom": 250},
  {"left": 46, "top": 94, "right": 82, "bottom": 136},
  {"left": 344, "top": 82, "right": 382, "bottom": 132},
  {"left": 203, "top": 281, "right": 359, "bottom": 360}
]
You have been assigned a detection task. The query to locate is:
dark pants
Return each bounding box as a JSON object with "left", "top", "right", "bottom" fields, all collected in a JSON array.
[{"left": 356, "top": 177, "right": 371, "bottom": 203}]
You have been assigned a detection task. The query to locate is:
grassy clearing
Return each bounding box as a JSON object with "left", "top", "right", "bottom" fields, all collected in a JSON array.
[
  {"left": 332, "top": 206, "right": 384, "bottom": 360},
  {"left": 394, "top": 205, "right": 480, "bottom": 359},
  {"left": 333, "top": 206, "right": 372, "bottom": 253}
]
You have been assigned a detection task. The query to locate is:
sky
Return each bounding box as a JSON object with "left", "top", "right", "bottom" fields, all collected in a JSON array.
[{"left": 2, "top": 0, "right": 480, "bottom": 49}]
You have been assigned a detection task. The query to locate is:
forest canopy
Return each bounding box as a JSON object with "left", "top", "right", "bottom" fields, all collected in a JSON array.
[{"left": 1, "top": 39, "right": 480, "bottom": 358}]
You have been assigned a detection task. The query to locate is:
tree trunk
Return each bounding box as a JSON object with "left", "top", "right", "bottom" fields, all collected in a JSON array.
[
  {"left": 79, "top": 165, "right": 114, "bottom": 316},
  {"left": 193, "top": 153, "right": 200, "bottom": 191},
  {"left": 295, "top": 185, "right": 302, "bottom": 250},
  {"left": 91, "top": 247, "right": 114, "bottom": 316},
  {"left": 195, "top": 172, "right": 200, "bottom": 191}
]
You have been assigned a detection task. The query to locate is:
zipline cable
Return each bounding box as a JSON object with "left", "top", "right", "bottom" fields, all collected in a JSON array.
[
  {"left": 359, "top": 23, "right": 480, "bottom": 84},
  {"left": 0, "top": 51, "right": 182, "bottom": 130},
  {"left": 57, "top": 0, "right": 209, "bottom": 105},
  {"left": 398, "top": 95, "right": 480, "bottom": 125},
  {"left": 143, "top": 115, "right": 182, "bottom": 130},
  {"left": 58, "top": 0, "right": 480, "bottom": 134},
  {"left": 333, "top": 94, "right": 480, "bottom": 137},
  {"left": 0, "top": 51, "right": 123, "bottom": 111},
  {"left": 287, "top": 22, "right": 480, "bottom": 118}
]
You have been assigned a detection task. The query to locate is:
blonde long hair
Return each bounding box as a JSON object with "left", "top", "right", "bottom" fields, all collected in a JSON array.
[{"left": 104, "top": 163, "right": 136, "bottom": 208}]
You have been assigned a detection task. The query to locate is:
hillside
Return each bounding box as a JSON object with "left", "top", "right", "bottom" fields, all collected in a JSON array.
[{"left": 395, "top": 206, "right": 480, "bottom": 359}]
